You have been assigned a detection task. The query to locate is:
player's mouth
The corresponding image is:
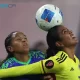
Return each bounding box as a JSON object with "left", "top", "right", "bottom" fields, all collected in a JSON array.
[
  {"left": 72, "top": 36, "right": 78, "bottom": 41},
  {"left": 23, "top": 43, "right": 28, "bottom": 48},
  {"left": 72, "top": 36, "right": 76, "bottom": 39},
  {"left": 72, "top": 35, "right": 76, "bottom": 38}
]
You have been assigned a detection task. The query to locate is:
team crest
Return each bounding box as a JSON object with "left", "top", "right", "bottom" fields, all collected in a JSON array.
[{"left": 45, "top": 60, "right": 54, "bottom": 69}]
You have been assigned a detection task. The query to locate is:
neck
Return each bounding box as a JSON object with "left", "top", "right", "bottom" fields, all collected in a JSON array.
[
  {"left": 63, "top": 47, "right": 75, "bottom": 60},
  {"left": 14, "top": 52, "right": 30, "bottom": 62}
]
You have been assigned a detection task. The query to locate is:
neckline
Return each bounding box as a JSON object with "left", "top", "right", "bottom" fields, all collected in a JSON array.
[{"left": 12, "top": 54, "right": 31, "bottom": 65}]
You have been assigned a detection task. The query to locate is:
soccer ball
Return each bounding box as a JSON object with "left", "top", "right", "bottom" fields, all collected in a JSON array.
[{"left": 35, "top": 4, "right": 63, "bottom": 31}]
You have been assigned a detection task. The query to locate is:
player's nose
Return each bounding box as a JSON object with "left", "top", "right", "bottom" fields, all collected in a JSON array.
[{"left": 22, "top": 38, "right": 27, "bottom": 42}]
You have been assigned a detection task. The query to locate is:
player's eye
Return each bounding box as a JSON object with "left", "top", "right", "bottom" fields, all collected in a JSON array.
[
  {"left": 24, "top": 37, "right": 27, "bottom": 40},
  {"left": 63, "top": 30, "right": 68, "bottom": 34},
  {"left": 62, "top": 29, "right": 70, "bottom": 34},
  {"left": 16, "top": 38, "right": 22, "bottom": 41}
]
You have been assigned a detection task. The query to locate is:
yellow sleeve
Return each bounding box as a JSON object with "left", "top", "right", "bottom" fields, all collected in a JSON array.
[
  {"left": 0, "top": 61, "right": 44, "bottom": 78},
  {"left": 42, "top": 56, "right": 62, "bottom": 73},
  {"left": 0, "top": 56, "right": 61, "bottom": 78}
]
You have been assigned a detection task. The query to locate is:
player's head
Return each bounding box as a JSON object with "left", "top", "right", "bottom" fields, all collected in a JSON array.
[
  {"left": 5, "top": 31, "right": 29, "bottom": 58},
  {"left": 46, "top": 25, "right": 78, "bottom": 58}
]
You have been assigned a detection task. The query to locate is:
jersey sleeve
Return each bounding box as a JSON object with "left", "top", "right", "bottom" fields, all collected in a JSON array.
[
  {"left": 41, "top": 56, "right": 63, "bottom": 73},
  {"left": 0, "top": 62, "right": 9, "bottom": 69},
  {"left": 0, "top": 56, "right": 63, "bottom": 78},
  {"left": 29, "top": 50, "right": 46, "bottom": 59},
  {"left": 0, "top": 58, "right": 14, "bottom": 69}
]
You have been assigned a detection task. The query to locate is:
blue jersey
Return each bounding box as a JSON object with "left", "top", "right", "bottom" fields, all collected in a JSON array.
[{"left": 1, "top": 51, "right": 46, "bottom": 80}]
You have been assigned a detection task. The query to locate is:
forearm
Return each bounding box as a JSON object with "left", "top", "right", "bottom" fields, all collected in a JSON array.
[
  {"left": 0, "top": 56, "right": 57, "bottom": 78},
  {"left": 0, "top": 61, "right": 44, "bottom": 78}
]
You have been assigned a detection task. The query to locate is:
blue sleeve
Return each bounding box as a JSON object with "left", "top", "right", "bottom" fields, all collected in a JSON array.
[
  {"left": 0, "top": 58, "right": 13, "bottom": 69},
  {"left": 29, "top": 50, "right": 46, "bottom": 59},
  {"left": 0, "top": 62, "right": 9, "bottom": 69},
  {"left": 37, "top": 51, "right": 46, "bottom": 59}
]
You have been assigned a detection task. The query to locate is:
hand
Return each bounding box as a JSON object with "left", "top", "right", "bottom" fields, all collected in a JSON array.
[{"left": 43, "top": 75, "right": 54, "bottom": 80}]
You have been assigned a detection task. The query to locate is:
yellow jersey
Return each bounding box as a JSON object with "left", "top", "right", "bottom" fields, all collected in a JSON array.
[
  {"left": 42, "top": 51, "right": 80, "bottom": 80},
  {"left": 0, "top": 51, "right": 80, "bottom": 80}
]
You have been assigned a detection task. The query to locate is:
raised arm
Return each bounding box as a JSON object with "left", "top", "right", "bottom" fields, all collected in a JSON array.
[{"left": 0, "top": 56, "right": 61, "bottom": 78}]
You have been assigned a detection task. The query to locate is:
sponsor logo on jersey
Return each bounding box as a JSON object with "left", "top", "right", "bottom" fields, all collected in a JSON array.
[{"left": 70, "top": 67, "right": 74, "bottom": 71}]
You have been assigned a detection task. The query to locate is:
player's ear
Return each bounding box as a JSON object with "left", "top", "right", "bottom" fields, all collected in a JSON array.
[
  {"left": 56, "top": 41, "right": 64, "bottom": 47},
  {"left": 7, "top": 46, "right": 14, "bottom": 52}
]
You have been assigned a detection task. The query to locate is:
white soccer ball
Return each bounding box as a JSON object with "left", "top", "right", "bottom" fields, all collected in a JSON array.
[{"left": 35, "top": 4, "right": 63, "bottom": 31}]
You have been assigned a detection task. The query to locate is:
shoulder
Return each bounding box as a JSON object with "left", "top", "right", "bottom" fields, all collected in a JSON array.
[
  {"left": 42, "top": 51, "right": 68, "bottom": 73},
  {"left": 0, "top": 58, "right": 14, "bottom": 69},
  {"left": 29, "top": 50, "right": 46, "bottom": 59},
  {"left": 45, "top": 52, "right": 68, "bottom": 70},
  {"left": 55, "top": 51, "right": 68, "bottom": 64}
]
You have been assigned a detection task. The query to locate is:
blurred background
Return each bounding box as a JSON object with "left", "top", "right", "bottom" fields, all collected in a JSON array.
[{"left": 0, "top": 0, "right": 80, "bottom": 62}]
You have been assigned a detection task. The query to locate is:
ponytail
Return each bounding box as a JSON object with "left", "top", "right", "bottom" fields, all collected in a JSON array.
[{"left": 46, "top": 48, "right": 55, "bottom": 58}]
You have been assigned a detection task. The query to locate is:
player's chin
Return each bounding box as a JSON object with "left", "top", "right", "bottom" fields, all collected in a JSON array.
[
  {"left": 73, "top": 40, "right": 78, "bottom": 46},
  {"left": 73, "top": 37, "right": 78, "bottom": 42},
  {"left": 72, "top": 38, "right": 78, "bottom": 44},
  {"left": 74, "top": 39, "right": 78, "bottom": 44},
  {"left": 24, "top": 48, "right": 29, "bottom": 52}
]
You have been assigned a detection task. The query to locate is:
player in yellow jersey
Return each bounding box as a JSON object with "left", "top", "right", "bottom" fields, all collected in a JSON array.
[{"left": 0, "top": 25, "right": 80, "bottom": 80}]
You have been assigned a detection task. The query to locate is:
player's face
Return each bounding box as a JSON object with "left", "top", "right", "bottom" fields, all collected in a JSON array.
[
  {"left": 10, "top": 32, "right": 29, "bottom": 54},
  {"left": 57, "top": 26, "right": 78, "bottom": 48}
]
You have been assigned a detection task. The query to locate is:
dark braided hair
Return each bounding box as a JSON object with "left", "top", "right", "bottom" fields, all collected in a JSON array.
[{"left": 46, "top": 25, "right": 62, "bottom": 58}]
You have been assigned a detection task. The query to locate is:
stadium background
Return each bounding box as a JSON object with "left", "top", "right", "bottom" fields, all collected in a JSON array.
[{"left": 0, "top": 0, "right": 80, "bottom": 61}]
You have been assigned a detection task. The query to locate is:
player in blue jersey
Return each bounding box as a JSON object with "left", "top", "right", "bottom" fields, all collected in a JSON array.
[{"left": 0, "top": 31, "right": 53, "bottom": 80}]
